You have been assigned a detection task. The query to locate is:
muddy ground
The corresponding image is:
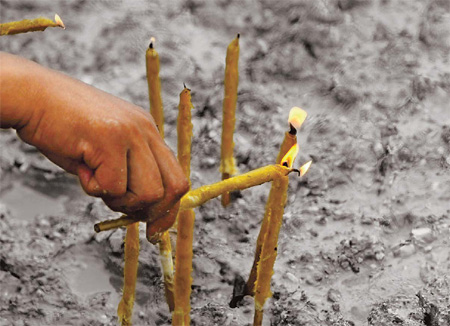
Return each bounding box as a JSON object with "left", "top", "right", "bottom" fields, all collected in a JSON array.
[{"left": 1, "top": 0, "right": 450, "bottom": 325}]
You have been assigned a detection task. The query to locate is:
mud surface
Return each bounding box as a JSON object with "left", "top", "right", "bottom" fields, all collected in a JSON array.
[{"left": 1, "top": 0, "right": 450, "bottom": 325}]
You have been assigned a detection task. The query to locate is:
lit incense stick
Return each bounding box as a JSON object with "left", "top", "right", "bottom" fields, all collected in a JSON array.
[
  {"left": 94, "top": 164, "right": 303, "bottom": 233},
  {"left": 245, "top": 107, "right": 307, "bottom": 297},
  {"left": 253, "top": 109, "right": 309, "bottom": 326},
  {"left": 0, "top": 14, "right": 64, "bottom": 36}
]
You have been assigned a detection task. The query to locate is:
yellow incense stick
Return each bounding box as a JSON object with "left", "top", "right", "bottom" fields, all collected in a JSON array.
[
  {"left": 253, "top": 174, "right": 289, "bottom": 326},
  {"left": 246, "top": 107, "right": 307, "bottom": 296},
  {"left": 94, "top": 216, "right": 138, "bottom": 233},
  {"left": 253, "top": 310, "right": 264, "bottom": 326},
  {"left": 145, "top": 36, "right": 175, "bottom": 312},
  {"left": 245, "top": 131, "right": 296, "bottom": 296},
  {"left": 183, "top": 164, "right": 292, "bottom": 210},
  {"left": 252, "top": 108, "right": 307, "bottom": 326},
  {"left": 177, "top": 86, "right": 194, "bottom": 181},
  {"left": 159, "top": 231, "right": 175, "bottom": 311},
  {"left": 220, "top": 34, "right": 240, "bottom": 206},
  {"left": 173, "top": 209, "right": 195, "bottom": 326},
  {"left": 0, "top": 14, "right": 65, "bottom": 36},
  {"left": 94, "top": 165, "right": 299, "bottom": 233},
  {"left": 173, "top": 87, "right": 195, "bottom": 325},
  {"left": 146, "top": 38, "right": 164, "bottom": 137},
  {"left": 115, "top": 41, "right": 169, "bottom": 320},
  {"left": 117, "top": 223, "right": 140, "bottom": 326}
]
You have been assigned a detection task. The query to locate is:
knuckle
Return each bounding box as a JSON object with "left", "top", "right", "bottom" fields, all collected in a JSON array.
[
  {"left": 172, "top": 177, "right": 189, "bottom": 200},
  {"left": 103, "top": 119, "right": 124, "bottom": 134},
  {"left": 104, "top": 118, "right": 139, "bottom": 139},
  {"left": 125, "top": 120, "right": 141, "bottom": 136},
  {"left": 139, "top": 186, "right": 165, "bottom": 204},
  {"left": 125, "top": 193, "right": 140, "bottom": 208},
  {"left": 81, "top": 180, "right": 102, "bottom": 197},
  {"left": 106, "top": 181, "right": 127, "bottom": 197},
  {"left": 142, "top": 119, "right": 160, "bottom": 140},
  {"left": 104, "top": 193, "right": 139, "bottom": 213},
  {"left": 84, "top": 186, "right": 101, "bottom": 197},
  {"left": 97, "top": 176, "right": 126, "bottom": 197}
]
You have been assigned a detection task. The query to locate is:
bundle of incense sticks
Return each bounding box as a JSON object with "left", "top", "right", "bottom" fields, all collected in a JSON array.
[
  {"left": 90, "top": 34, "right": 312, "bottom": 326},
  {"left": 5, "top": 19, "right": 314, "bottom": 325}
]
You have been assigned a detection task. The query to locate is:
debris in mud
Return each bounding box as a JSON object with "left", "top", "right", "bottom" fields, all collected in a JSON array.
[
  {"left": 335, "top": 235, "right": 386, "bottom": 273},
  {"left": 417, "top": 292, "right": 440, "bottom": 326},
  {"left": 229, "top": 274, "right": 246, "bottom": 308},
  {"left": 367, "top": 276, "right": 450, "bottom": 326}
]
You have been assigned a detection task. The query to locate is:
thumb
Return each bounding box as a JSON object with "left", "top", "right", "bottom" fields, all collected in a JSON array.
[
  {"left": 77, "top": 163, "right": 103, "bottom": 196},
  {"left": 77, "top": 154, "right": 128, "bottom": 198}
]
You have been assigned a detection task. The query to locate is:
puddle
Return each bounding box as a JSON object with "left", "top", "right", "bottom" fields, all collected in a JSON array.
[
  {"left": 0, "top": 182, "right": 66, "bottom": 221},
  {"left": 63, "top": 245, "right": 121, "bottom": 307}
]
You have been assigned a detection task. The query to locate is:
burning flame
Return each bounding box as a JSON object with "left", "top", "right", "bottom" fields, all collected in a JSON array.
[
  {"left": 288, "top": 107, "right": 307, "bottom": 130},
  {"left": 54, "top": 14, "right": 65, "bottom": 29},
  {"left": 299, "top": 160, "right": 312, "bottom": 177},
  {"left": 281, "top": 144, "right": 299, "bottom": 169}
]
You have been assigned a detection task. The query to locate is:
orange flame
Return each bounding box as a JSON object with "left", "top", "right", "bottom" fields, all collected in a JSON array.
[
  {"left": 54, "top": 14, "right": 65, "bottom": 29},
  {"left": 299, "top": 160, "right": 312, "bottom": 177},
  {"left": 281, "top": 144, "right": 299, "bottom": 169},
  {"left": 288, "top": 107, "right": 307, "bottom": 130}
]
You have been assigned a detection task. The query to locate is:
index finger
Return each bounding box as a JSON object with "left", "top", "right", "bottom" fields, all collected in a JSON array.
[{"left": 141, "top": 137, "right": 188, "bottom": 217}]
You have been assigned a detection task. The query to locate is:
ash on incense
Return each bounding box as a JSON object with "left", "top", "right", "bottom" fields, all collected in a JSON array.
[{"left": 1, "top": 0, "right": 450, "bottom": 325}]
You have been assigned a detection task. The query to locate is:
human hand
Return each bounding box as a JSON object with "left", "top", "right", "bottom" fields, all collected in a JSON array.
[{"left": 0, "top": 52, "right": 188, "bottom": 220}]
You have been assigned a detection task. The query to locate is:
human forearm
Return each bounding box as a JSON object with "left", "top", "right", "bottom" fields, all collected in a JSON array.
[{"left": 0, "top": 51, "right": 45, "bottom": 130}]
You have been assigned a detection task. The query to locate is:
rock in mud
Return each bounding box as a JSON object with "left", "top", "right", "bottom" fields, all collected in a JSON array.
[
  {"left": 411, "top": 228, "right": 435, "bottom": 244},
  {"left": 393, "top": 242, "right": 416, "bottom": 258},
  {"left": 327, "top": 288, "right": 341, "bottom": 303}
]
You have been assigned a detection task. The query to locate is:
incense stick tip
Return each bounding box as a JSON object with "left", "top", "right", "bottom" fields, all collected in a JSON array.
[
  {"left": 94, "top": 224, "right": 100, "bottom": 233},
  {"left": 149, "top": 36, "right": 156, "bottom": 49},
  {"left": 299, "top": 160, "right": 312, "bottom": 177},
  {"left": 54, "top": 13, "right": 65, "bottom": 29},
  {"left": 237, "top": 33, "right": 240, "bottom": 39},
  {"left": 289, "top": 123, "right": 297, "bottom": 135}
]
